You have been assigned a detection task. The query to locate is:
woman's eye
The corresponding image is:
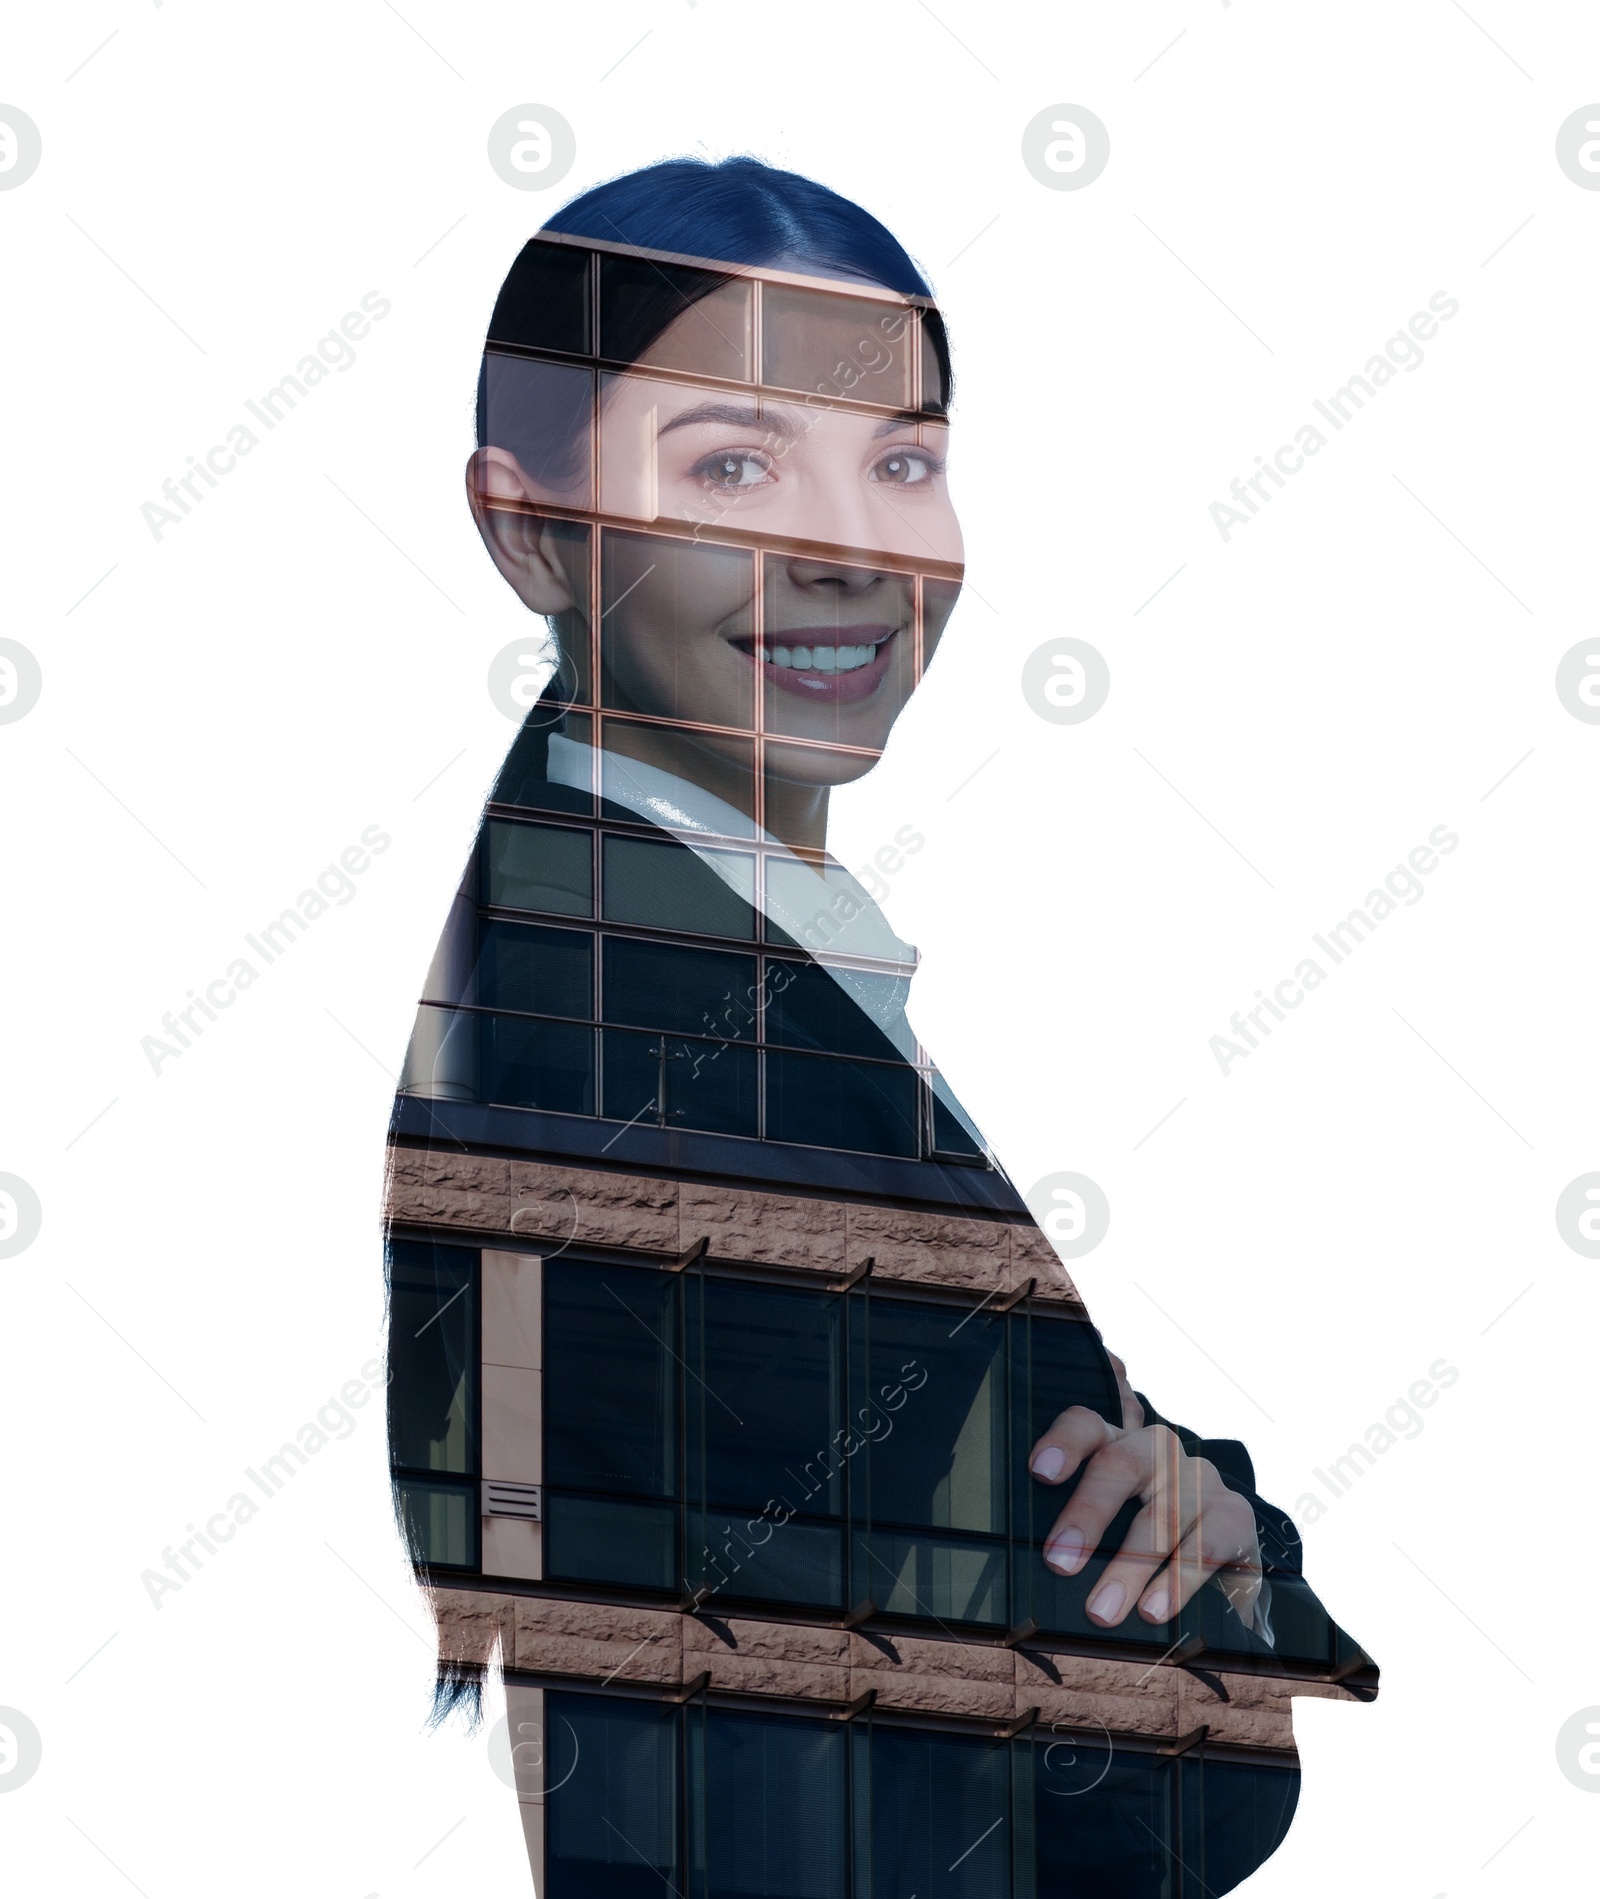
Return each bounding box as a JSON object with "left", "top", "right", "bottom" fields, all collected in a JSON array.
[
  {"left": 693, "top": 450, "right": 773, "bottom": 490},
  {"left": 871, "top": 448, "right": 942, "bottom": 486}
]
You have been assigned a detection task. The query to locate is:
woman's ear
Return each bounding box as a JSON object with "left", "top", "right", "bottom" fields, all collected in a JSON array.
[{"left": 465, "top": 448, "right": 577, "bottom": 615}]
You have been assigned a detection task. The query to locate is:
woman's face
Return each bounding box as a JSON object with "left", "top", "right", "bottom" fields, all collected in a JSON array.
[{"left": 581, "top": 298, "right": 963, "bottom": 786}]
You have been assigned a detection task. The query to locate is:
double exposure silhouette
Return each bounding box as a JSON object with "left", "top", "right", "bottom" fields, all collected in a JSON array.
[{"left": 385, "top": 156, "right": 1375, "bottom": 1897}]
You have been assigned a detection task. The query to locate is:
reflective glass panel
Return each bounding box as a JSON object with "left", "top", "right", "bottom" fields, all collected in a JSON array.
[
  {"left": 543, "top": 1262, "right": 676, "bottom": 1498},
  {"left": 483, "top": 819, "right": 593, "bottom": 916},
  {"left": 545, "top": 1693, "right": 678, "bottom": 1899}
]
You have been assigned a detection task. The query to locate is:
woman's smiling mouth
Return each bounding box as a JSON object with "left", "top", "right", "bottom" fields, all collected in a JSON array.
[{"left": 733, "top": 624, "right": 900, "bottom": 702}]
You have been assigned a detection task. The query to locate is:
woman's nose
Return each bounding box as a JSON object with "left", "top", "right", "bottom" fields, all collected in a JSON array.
[{"left": 781, "top": 555, "right": 883, "bottom": 593}]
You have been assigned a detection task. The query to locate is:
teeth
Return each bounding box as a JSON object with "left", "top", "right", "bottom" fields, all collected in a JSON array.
[{"left": 760, "top": 640, "right": 882, "bottom": 673}]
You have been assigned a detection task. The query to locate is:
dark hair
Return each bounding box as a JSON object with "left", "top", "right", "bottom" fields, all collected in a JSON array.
[
  {"left": 475, "top": 156, "right": 951, "bottom": 483},
  {"left": 429, "top": 1660, "right": 486, "bottom": 1731},
  {"left": 541, "top": 155, "right": 934, "bottom": 295}
]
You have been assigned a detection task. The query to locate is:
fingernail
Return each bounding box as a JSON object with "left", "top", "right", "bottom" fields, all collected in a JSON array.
[
  {"left": 1044, "top": 1527, "right": 1086, "bottom": 1574},
  {"left": 1142, "top": 1589, "right": 1170, "bottom": 1623},
  {"left": 1087, "top": 1581, "right": 1126, "bottom": 1623},
  {"left": 1031, "top": 1446, "right": 1067, "bottom": 1482}
]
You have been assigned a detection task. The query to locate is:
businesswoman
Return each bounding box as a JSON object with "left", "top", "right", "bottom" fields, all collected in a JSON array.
[{"left": 390, "top": 154, "right": 1370, "bottom": 1897}]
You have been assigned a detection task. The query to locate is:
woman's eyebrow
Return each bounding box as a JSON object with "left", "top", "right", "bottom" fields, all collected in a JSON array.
[
  {"left": 658, "top": 401, "right": 796, "bottom": 439},
  {"left": 656, "top": 400, "right": 942, "bottom": 442}
]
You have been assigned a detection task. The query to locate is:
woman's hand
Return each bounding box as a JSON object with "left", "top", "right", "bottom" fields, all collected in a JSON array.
[{"left": 1028, "top": 1386, "right": 1262, "bottom": 1630}]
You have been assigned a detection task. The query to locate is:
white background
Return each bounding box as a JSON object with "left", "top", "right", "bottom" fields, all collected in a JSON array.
[{"left": 3, "top": 4, "right": 1597, "bottom": 1894}]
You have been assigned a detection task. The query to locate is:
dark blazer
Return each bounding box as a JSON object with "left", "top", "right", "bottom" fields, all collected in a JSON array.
[{"left": 413, "top": 706, "right": 1373, "bottom": 1668}]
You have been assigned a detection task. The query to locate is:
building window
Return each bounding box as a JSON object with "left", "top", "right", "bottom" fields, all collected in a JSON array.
[
  {"left": 544, "top": 1694, "right": 679, "bottom": 1899},
  {"left": 601, "top": 936, "right": 761, "bottom": 1137},
  {"left": 387, "top": 1241, "right": 478, "bottom": 1569},
  {"left": 602, "top": 833, "right": 757, "bottom": 936},
  {"left": 543, "top": 1259, "right": 678, "bottom": 1592},
  {"left": 484, "top": 817, "right": 593, "bottom": 916},
  {"left": 869, "top": 1724, "right": 1010, "bottom": 1897},
  {"left": 703, "top": 1708, "right": 850, "bottom": 1899}
]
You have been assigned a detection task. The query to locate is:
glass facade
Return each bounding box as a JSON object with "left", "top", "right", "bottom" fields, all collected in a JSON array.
[
  {"left": 386, "top": 1243, "right": 1356, "bottom": 1673},
  {"left": 541, "top": 1689, "right": 1299, "bottom": 1899},
  {"left": 541, "top": 1258, "right": 1334, "bottom": 1663},
  {"left": 401, "top": 805, "right": 983, "bottom": 1162}
]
